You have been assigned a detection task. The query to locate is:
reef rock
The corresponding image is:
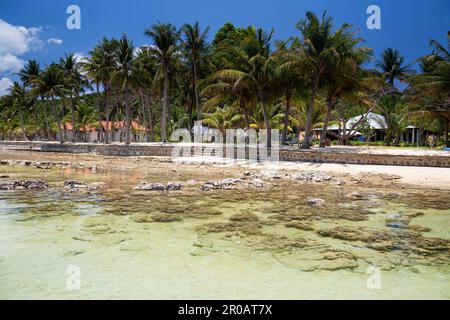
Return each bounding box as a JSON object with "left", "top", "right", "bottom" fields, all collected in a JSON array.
[
  {"left": 307, "top": 198, "right": 326, "bottom": 207},
  {"left": 201, "top": 178, "right": 243, "bottom": 190},
  {"left": 294, "top": 172, "right": 332, "bottom": 182},
  {"left": 134, "top": 182, "right": 182, "bottom": 191},
  {"left": 64, "top": 180, "right": 106, "bottom": 193},
  {"left": 0, "top": 179, "right": 48, "bottom": 190}
]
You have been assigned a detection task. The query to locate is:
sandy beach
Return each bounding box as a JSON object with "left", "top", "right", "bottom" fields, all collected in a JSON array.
[{"left": 1, "top": 149, "right": 449, "bottom": 190}]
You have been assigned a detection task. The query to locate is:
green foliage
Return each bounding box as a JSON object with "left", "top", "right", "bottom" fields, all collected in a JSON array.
[{"left": 0, "top": 14, "right": 447, "bottom": 148}]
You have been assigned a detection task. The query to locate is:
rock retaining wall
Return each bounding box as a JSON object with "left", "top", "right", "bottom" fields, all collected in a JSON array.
[{"left": 1, "top": 141, "right": 449, "bottom": 168}]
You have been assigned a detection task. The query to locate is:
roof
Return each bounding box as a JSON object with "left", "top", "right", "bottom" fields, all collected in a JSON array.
[
  {"left": 314, "top": 112, "right": 387, "bottom": 131},
  {"left": 64, "top": 121, "right": 146, "bottom": 132}
]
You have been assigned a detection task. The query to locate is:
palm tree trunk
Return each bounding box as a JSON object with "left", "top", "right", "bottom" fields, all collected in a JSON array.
[
  {"left": 319, "top": 98, "right": 333, "bottom": 148},
  {"left": 40, "top": 96, "right": 51, "bottom": 140},
  {"left": 301, "top": 75, "right": 319, "bottom": 149},
  {"left": 70, "top": 94, "right": 76, "bottom": 142},
  {"left": 148, "top": 99, "right": 154, "bottom": 142},
  {"left": 95, "top": 82, "right": 103, "bottom": 143},
  {"left": 193, "top": 61, "right": 200, "bottom": 122},
  {"left": 261, "top": 104, "right": 272, "bottom": 150},
  {"left": 61, "top": 104, "right": 68, "bottom": 141},
  {"left": 105, "top": 85, "right": 110, "bottom": 144},
  {"left": 258, "top": 90, "right": 271, "bottom": 150},
  {"left": 124, "top": 86, "right": 131, "bottom": 145},
  {"left": 32, "top": 100, "right": 38, "bottom": 140},
  {"left": 140, "top": 91, "right": 149, "bottom": 142},
  {"left": 161, "top": 65, "right": 169, "bottom": 142},
  {"left": 51, "top": 95, "right": 64, "bottom": 144},
  {"left": 445, "top": 117, "right": 449, "bottom": 148},
  {"left": 241, "top": 99, "right": 250, "bottom": 130},
  {"left": 18, "top": 110, "right": 27, "bottom": 140},
  {"left": 281, "top": 94, "right": 291, "bottom": 143}
]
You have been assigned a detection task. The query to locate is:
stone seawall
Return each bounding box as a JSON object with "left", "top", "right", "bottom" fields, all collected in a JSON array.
[{"left": 1, "top": 141, "right": 449, "bottom": 168}]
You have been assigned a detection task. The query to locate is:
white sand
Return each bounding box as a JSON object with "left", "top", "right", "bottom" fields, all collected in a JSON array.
[{"left": 245, "top": 160, "right": 450, "bottom": 189}]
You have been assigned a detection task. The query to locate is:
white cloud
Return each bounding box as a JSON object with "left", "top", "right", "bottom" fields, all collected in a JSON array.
[
  {"left": 0, "top": 53, "right": 24, "bottom": 73},
  {"left": 0, "top": 19, "right": 43, "bottom": 55},
  {"left": 0, "top": 77, "right": 13, "bottom": 96},
  {"left": 73, "top": 52, "right": 87, "bottom": 63},
  {"left": 0, "top": 19, "right": 48, "bottom": 77},
  {"left": 47, "top": 38, "right": 63, "bottom": 45}
]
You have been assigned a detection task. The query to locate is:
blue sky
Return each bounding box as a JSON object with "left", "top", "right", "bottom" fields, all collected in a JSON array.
[{"left": 0, "top": 0, "right": 449, "bottom": 94}]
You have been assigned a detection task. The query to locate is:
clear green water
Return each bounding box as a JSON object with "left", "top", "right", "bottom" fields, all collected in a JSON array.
[{"left": 0, "top": 163, "right": 449, "bottom": 299}]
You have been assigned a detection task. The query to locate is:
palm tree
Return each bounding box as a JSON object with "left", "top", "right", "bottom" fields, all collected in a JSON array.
[
  {"left": 376, "top": 48, "right": 414, "bottom": 86},
  {"left": 144, "top": 22, "right": 179, "bottom": 142},
  {"left": 132, "top": 46, "right": 158, "bottom": 142},
  {"left": 250, "top": 103, "right": 287, "bottom": 131},
  {"left": 274, "top": 41, "right": 307, "bottom": 143},
  {"left": 114, "top": 35, "right": 134, "bottom": 145},
  {"left": 202, "top": 105, "right": 242, "bottom": 140},
  {"left": 408, "top": 33, "right": 450, "bottom": 147},
  {"left": 60, "top": 53, "right": 85, "bottom": 142},
  {"left": 182, "top": 22, "right": 210, "bottom": 125},
  {"left": 215, "top": 27, "right": 277, "bottom": 148},
  {"left": 18, "top": 60, "right": 40, "bottom": 140},
  {"left": 288, "top": 11, "right": 350, "bottom": 148},
  {"left": 74, "top": 103, "right": 96, "bottom": 142},
  {"left": 9, "top": 82, "right": 28, "bottom": 140},
  {"left": 37, "top": 64, "right": 67, "bottom": 143},
  {"left": 82, "top": 47, "right": 105, "bottom": 142},
  {"left": 318, "top": 29, "right": 372, "bottom": 147},
  {"left": 101, "top": 38, "right": 119, "bottom": 144}
]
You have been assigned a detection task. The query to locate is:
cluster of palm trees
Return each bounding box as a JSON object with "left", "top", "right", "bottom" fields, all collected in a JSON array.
[{"left": 0, "top": 12, "right": 448, "bottom": 148}]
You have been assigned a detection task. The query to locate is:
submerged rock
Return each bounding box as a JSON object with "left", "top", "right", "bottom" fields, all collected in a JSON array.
[
  {"left": 133, "top": 212, "right": 183, "bottom": 223},
  {"left": 273, "top": 249, "right": 358, "bottom": 272},
  {"left": 285, "top": 222, "right": 314, "bottom": 231},
  {"left": 409, "top": 225, "right": 432, "bottom": 233},
  {"left": 150, "top": 213, "right": 183, "bottom": 222},
  {"left": 317, "top": 226, "right": 450, "bottom": 255},
  {"left": 0, "top": 179, "right": 48, "bottom": 190},
  {"left": 229, "top": 212, "right": 259, "bottom": 222},
  {"left": 134, "top": 182, "right": 182, "bottom": 191},
  {"left": 134, "top": 182, "right": 166, "bottom": 191},
  {"left": 385, "top": 218, "right": 410, "bottom": 229},
  {"left": 64, "top": 180, "right": 106, "bottom": 193},
  {"left": 307, "top": 198, "right": 326, "bottom": 207},
  {"left": 201, "top": 178, "right": 243, "bottom": 190}
]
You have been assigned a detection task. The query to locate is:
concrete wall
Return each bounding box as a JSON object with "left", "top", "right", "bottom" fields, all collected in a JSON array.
[{"left": 0, "top": 141, "right": 449, "bottom": 168}]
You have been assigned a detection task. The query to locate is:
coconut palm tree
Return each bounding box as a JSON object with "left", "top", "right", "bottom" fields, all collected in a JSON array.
[
  {"left": 60, "top": 53, "right": 85, "bottom": 142},
  {"left": 318, "top": 29, "right": 372, "bottom": 147},
  {"left": 144, "top": 22, "right": 180, "bottom": 142},
  {"left": 408, "top": 33, "right": 450, "bottom": 147},
  {"left": 93, "top": 38, "right": 119, "bottom": 144},
  {"left": 113, "top": 35, "right": 135, "bottom": 145},
  {"left": 182, "top": 22, "right": 210, "bottom": 124},
  {"left": 18, "top": 60, "right": 40, "bottom": 139},
  {"left": 214, "top": 27, "right": 277, "bottom": 148},
  {"left": 36, "top": 64, "right": 67, "bottom": 143},
  {"left": 73, "top": 103, "right": 96, "bottom": 142},
  {"left": 131, "top": 46, "right": 157, "bottom": 142},
  {"left": 82, "top": 47, "right": 106, "bottom": 142},
  {"left": 274, "top": 41, "right": 308, "bottom": 143},
  {"left": 202, "top": 105, "right": 242, "bottom": 140},
  {"left": 376, "top": 48, "right": 414, "bottom": 86},
  {"left": 9, "top": 82, "right": 28, "bottom": 140},
  {"left": 287, "top": 11, "right": 351, "bottom": 148}
]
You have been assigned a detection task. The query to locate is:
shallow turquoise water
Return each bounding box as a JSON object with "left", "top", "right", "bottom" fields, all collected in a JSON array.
[{"left": 0, "top": 163, "right": 449, "bottom": 299}]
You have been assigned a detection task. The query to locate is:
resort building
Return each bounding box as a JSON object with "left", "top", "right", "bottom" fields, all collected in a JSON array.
[
  {"left": 313, "top": 112, "right": 433, "bottom": 145},
  {"left": 59, "top": 121, "right": 147, "bottom": 142}
]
